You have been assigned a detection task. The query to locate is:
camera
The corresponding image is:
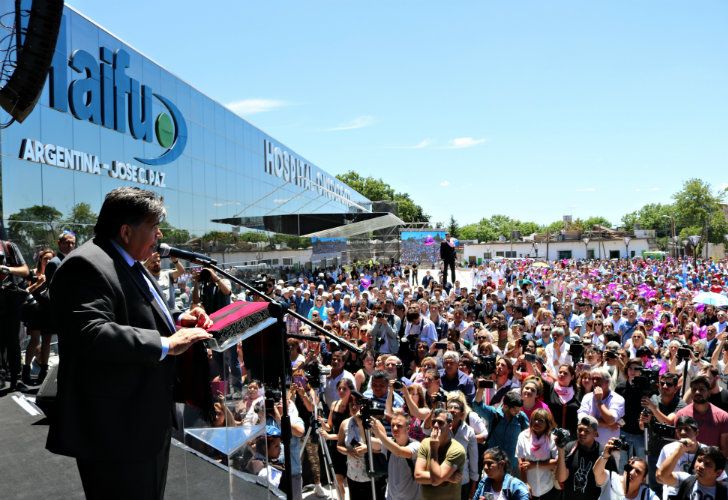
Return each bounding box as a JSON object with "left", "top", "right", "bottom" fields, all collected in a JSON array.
[
  {"left": 635, "top": 346, "right": 653, "bottom": 358},
  {"left": 552, "top": 428, "right": 571, "bottom": 448},
  {"left": 473, "top": 321, "right": 482, "bottom": 329},
  {"left": 430, "top": 391, "right": 448, "bottom": 408},
  {"left": 435, "top": 341, "right": 448, "bottom": 350},
  {"left": 358, "top": 396, "right": 386, "bottom": 425},
  {"left": 605, "top": 350, "right": 618, "bottom": 360},
  {"left": 652, "top": 421, "right": 676, "bottom": 439},
  {"left": 611, "top": 437, "right": 631, "bottom": 451},
  {"left": 303, "top": 363, "right": 331, "bottom": 389},
  {"left": 392, "top": 380, "right": 404, "bottom": 390},
  {"left": 472, "top": 354, "right": 497, "bottom": 378},
  {"left": 524, "top": 353, "right": 537, "bottom": 363},
  {"left": 517, "top": 336, "right": 529, "bottom": 348},
  {"left": 677, "top": 346, "right": 693, "bottom": 361},
  {"left": 264, "top": 389, "right": 282, "bottom": 412},
  {"left": 477, "top": 378, "right": 495, "bottom": 389},
  {"left": 569, "top": 340, "right": 585, "bottom": 362}
]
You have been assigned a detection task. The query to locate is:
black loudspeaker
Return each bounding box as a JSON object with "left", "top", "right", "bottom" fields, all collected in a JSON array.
[
  {"left": 35, "top": 362, "right": 59, "bottom": 418},
  {"left": 241, "top": 306, "right": 285, "bottom": 387},
  {"left": 0, "top": 0, "right": 64, "bottom": 122}
]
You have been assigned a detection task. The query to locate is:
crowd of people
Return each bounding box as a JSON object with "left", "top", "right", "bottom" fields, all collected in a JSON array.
[
  {"left": 169, "top": 255, "right": 728, "bottom": 500},
  {"left": 7, "top": 226, "right": 728, "bottom": 499}
]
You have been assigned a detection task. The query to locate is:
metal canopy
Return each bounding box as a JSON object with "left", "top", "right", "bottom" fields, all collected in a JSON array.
[{"left": 211, "top": 212, "right": 403, "bottom": 237}]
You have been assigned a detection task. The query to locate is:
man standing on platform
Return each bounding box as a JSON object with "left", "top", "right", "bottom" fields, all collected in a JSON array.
[
  {"left": 47, "top": 187, "right": 213, "bottom": 500},
  {"left": 440, "top": 233, "right": 456, "bottom": 286}
]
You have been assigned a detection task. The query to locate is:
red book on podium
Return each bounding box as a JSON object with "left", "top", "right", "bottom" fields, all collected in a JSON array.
[{"left": 206, "top": 301, "right": 277, "bottom": 352}]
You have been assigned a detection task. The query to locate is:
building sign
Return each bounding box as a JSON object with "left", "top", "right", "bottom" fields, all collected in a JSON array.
[
  {"left": 263, "top": 140, "right": 353, "bottom": 207},
  {"left": 19, "top": 139, "right": 167, "bottom": 187},
  {"left": 47, "top": 18, "right": 186, "bottom": 166}
]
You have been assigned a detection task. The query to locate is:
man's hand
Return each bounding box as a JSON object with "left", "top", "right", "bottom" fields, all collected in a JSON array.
[
  {"left": 178, "top": 306, "right": 213, "bottom": 329},
  {"left": 353, "top": 444, "right": 368, "bottom": 458},
  {"left": 167, "top": 327, "right": 212, "bottom": 356},
  {"left": 679, "top": 437, "right": 698, "bottom": 453},
  {"left": 593, "top": 385, "right": 604, "bottom": 403},
  {"left": 370, "top": 418, "right": 386, "bottom": 438},
  {"left": 448, "top": 470, "right": 463, "bottom": 484}
]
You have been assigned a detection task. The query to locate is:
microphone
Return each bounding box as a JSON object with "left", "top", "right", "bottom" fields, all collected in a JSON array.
[{"left": 157, "top": 243, "right": 218, "bottom": 265}]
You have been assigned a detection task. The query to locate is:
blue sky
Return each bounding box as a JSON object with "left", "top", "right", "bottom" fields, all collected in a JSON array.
[{"left": 68, "top": 1, "right": 728, "bottom": 227}]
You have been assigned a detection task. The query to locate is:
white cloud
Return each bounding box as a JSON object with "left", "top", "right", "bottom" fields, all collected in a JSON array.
[
  {"left": 226, "top": 98, "right": 289, "bottom": 116},
  {"left": 326, "top": 115, "right": 376, "bottom": 131},
  {"left": 440, "top": 180, "right": 450, "bottom": 187},
  {"left": 576, "top": 187, "right": 597, "bottom": 192},
  {"left": 445, "top": 137, "right": 486, "bottom": 149}
]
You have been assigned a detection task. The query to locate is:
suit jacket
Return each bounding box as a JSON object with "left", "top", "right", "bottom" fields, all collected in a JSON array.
[
  {"left": 440, "top": 240, "right": 455, "bottom": 261},
  {"left": 47, "top": 237, "right": 181, "bottom": 460}
]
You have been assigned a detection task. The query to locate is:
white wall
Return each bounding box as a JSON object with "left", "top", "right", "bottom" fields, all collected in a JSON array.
[
  {"left": 208, "top": 248, "right": 313, "bottom": 267},
  {"left": 463, "top": 238, "right": 651, "bottom": 262}
]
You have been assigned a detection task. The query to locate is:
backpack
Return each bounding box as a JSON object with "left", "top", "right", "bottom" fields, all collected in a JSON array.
[{"left": 670, "top": 475, "right": 728, "bottom": 500}]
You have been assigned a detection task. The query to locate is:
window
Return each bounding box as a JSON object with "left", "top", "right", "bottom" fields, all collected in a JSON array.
[
  {"left": 505, "top": 251, "right": 517, "bottom": 258},
  {"left": 587, "top": 249, "right": 595, "bottom": 259},
  {"left": 483, "top": 252, "right": 492, "bottom": 259},
  {"left": 609, "top": 250, "right": 620, "bottom": 259},
  {"left": 283, "top": 258, "right": 293, "bottom": 265},
  {"left": 558, "top": 250, "right": 572, "bottom": 260},
  {"left": 496, "top": 251, "right": 504, "bottom": 257}
]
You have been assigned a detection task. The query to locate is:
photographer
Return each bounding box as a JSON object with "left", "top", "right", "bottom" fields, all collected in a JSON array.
[
  {"left": 364, "top": 371, "right": 403, "bottom": 435},
  {"left": 414, "top": 408, "right": 466, "bottom": 500},
  {"left": 0, "top": 236, "right": 29, "bottom": 391},
  {"left": 593, "top": 438, "right": 659, "bottom": 499},
  {"left": 556, "top": 415, "right": 618, "bottom": 500},
  {"left": 404, "top": 306, "right": 438, "bottom": 347},
  {"left": 616, "top": 358, "right": 651, "bottom": 470},
  {"left": 371, "top": 310, "right": 399, "bottom": 355},
  {"left": 657, "top": 444, "right": 727, "bottom": 500},
  {"left": 638, "top": 371, "right": 685, "bottom": 495},
  {"left": 370, "top": 413, "right": 421, "bottom": 500},
  {"left": 336, "top": 394, "right": 385, "bottom": 500},
  {"left": 655, "top": 416, "right": 713, "bottom": 500}
]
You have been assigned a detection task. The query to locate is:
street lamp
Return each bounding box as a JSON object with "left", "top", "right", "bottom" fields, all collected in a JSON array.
[
  {"left": 688, "top": 235, "right": 701, "bottom": 266},
  {"left": 582, "top": 237, "right": 590, "bottom": 261},
  {"left": 662, "top": 214, "right": 677, "bottom": 258},
  {"left": 682, "top": 239, "right": 689, "bottom": 260},
  {"left": 534, "top": 242, "right": 539, "bottom": 258},
  {"left": 624, "top": 236, "right": 631, "bottom": 259}
]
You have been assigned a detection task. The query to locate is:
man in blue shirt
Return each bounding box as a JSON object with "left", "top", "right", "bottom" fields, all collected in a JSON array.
[{"left": 473, "top": 391, "right": 529, "bottom": 475}]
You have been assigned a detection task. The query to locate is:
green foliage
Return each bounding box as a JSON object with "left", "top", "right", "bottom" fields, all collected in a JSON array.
[
  {"left": 335, "top": 171, "right": 429, "bottom": 223},
  {"left": 63, "top": 202, "right": 96, "bottom": 244},
  {"left": 672, "top": 179, "right": 728, "bottom": 243},
  {"left": 447, "top": 215, "right": 460, "bottom": 238},
  {"left": 582, "top": 216, "right": 612, "bottom": 230},
  {"left": 460, "top": 215, "right": 544, "bottom": 242},
  {"left": 620, "top": 203, "right": 675, "bottom": 236},
  {"left": 271, "top": 234, "right": 312, "bottom": 249},
  {"left": 159, "top": 220, "right": 191, "bottom": 246},
  {"left": 8, "top": 205, "right": 63, "bottom": 256}
]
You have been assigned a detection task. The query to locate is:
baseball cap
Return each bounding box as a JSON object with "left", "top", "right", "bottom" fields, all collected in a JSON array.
[{"left": 578, "top": 415, "right": 599, "bottom": 431}]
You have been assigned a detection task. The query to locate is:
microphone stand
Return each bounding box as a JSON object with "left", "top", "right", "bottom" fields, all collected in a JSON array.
[{"left": 192, "top": 260, "right": 361, "bottom": 500}]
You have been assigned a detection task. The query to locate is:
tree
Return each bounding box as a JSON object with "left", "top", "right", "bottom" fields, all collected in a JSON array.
[
  {"left": 621, "top": 203, "right": 674, "bottom": 236},
  {"left": 447, "top": 215, "right": 460, "bottom": 238},
  {"left": 582, "top": 216, "right": 613, "bottom": 230},
  {"left": 336, "top": 171, "right": 429, "bottom": 223},
  {"left": 672, "top": 179, "right": 728, "bottom": 243},
  {"left": 8, "top": 205, "right": 63, "bottom": 257},
  {"left": 64, "top": 202, "right": 96, "bottom": 244},
  {"left": 459, "top": 215, "right": 544, "bottom": 242},
  {"left": 159, "top": 221, "right": 191, "bottom": 246}
]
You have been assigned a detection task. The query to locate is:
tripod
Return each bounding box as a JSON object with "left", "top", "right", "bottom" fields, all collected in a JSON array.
[
  {"left": 361, "top": 416, "right": 379, "bottom": 500},
  {"left": 298, "top": 388, "right": 341, "bottom": 500}
]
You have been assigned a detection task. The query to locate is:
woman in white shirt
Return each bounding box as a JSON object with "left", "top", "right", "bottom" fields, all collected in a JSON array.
[
  {"left": 515, "top": 408, "right": 559, "bottom": 499},
  {"left": 593, "top": 437, "right": 659, "bottom": 500}
]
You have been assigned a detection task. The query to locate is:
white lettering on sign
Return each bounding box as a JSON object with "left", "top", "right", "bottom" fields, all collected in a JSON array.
[{"left": 19, "top": 138, "right": 166, "bottom": 188}]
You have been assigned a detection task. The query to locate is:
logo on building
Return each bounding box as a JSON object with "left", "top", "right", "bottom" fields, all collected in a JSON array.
[{"left": 47, "top": 19, "right": 186, "bottom": 166}]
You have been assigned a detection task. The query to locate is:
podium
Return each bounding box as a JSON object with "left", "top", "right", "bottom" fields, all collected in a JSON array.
[{"left": 177, "top": 300, "right": 288, "bottom": 499}]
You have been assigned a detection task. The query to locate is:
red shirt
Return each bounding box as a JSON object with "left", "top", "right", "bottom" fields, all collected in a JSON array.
[{"left": 676, "top": 403, "right": 728, "bottom": 447}]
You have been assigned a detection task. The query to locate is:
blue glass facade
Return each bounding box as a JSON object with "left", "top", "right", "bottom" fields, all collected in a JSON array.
[{"left": 0, "top": 4, "right": 369, "bottom": 249}]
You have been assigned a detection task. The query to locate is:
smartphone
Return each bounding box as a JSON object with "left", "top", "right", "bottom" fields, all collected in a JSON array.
[
  {"left": 293, "top": 375, "right": 307, "bottom": 387},
  {"left": 477, "top": 379, "right": 494, "bottom": 389},
  {"left": 435, "top": 341, "right": 448, "bottom": 350}
]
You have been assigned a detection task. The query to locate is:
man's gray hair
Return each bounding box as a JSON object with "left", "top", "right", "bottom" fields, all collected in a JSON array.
[
  {"left": 442, "top": 350, "right": 460, "bottom": 364},
  {"left": 590, "top": 366, "right": 612, "bottom": 383},
  {"left": 432, "top": 408, "right": 453, "bottom": 423}
]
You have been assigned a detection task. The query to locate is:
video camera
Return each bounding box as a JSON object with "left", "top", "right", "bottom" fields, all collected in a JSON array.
[
  {"left": 472, "top": 354, "right": 497, "bottom": 378},
  {"left": 358, "top": 397, "right": 386, "bottom": 427},
  {"left": 303, "top": 363, "right": 331, "bottom": 389},
  {"left": 569, "top": 340, "right": 585, "bottom": 363},
  {"left": 633, "top": 366, "right": 660, "bottom": 396},
  {"left": 677, "top": 345, "right": 694, "bottom": 362}
]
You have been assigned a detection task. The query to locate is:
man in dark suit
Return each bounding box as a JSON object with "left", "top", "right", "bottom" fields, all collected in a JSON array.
[
  {"left": 440, "top": 233, "right": 456, "bottom": 286},
  {"left": 46, "top": 187, "right": 213, "bottom": 500}
]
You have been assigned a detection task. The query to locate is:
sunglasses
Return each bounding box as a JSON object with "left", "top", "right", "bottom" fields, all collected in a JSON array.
[{"left": 660, "top": 381, "right": 676, "bottom": 387}]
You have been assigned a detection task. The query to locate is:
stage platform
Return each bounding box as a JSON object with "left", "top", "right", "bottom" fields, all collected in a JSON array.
[{"left": 0, "top": 392, "right": 278, "bottom": 499}]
